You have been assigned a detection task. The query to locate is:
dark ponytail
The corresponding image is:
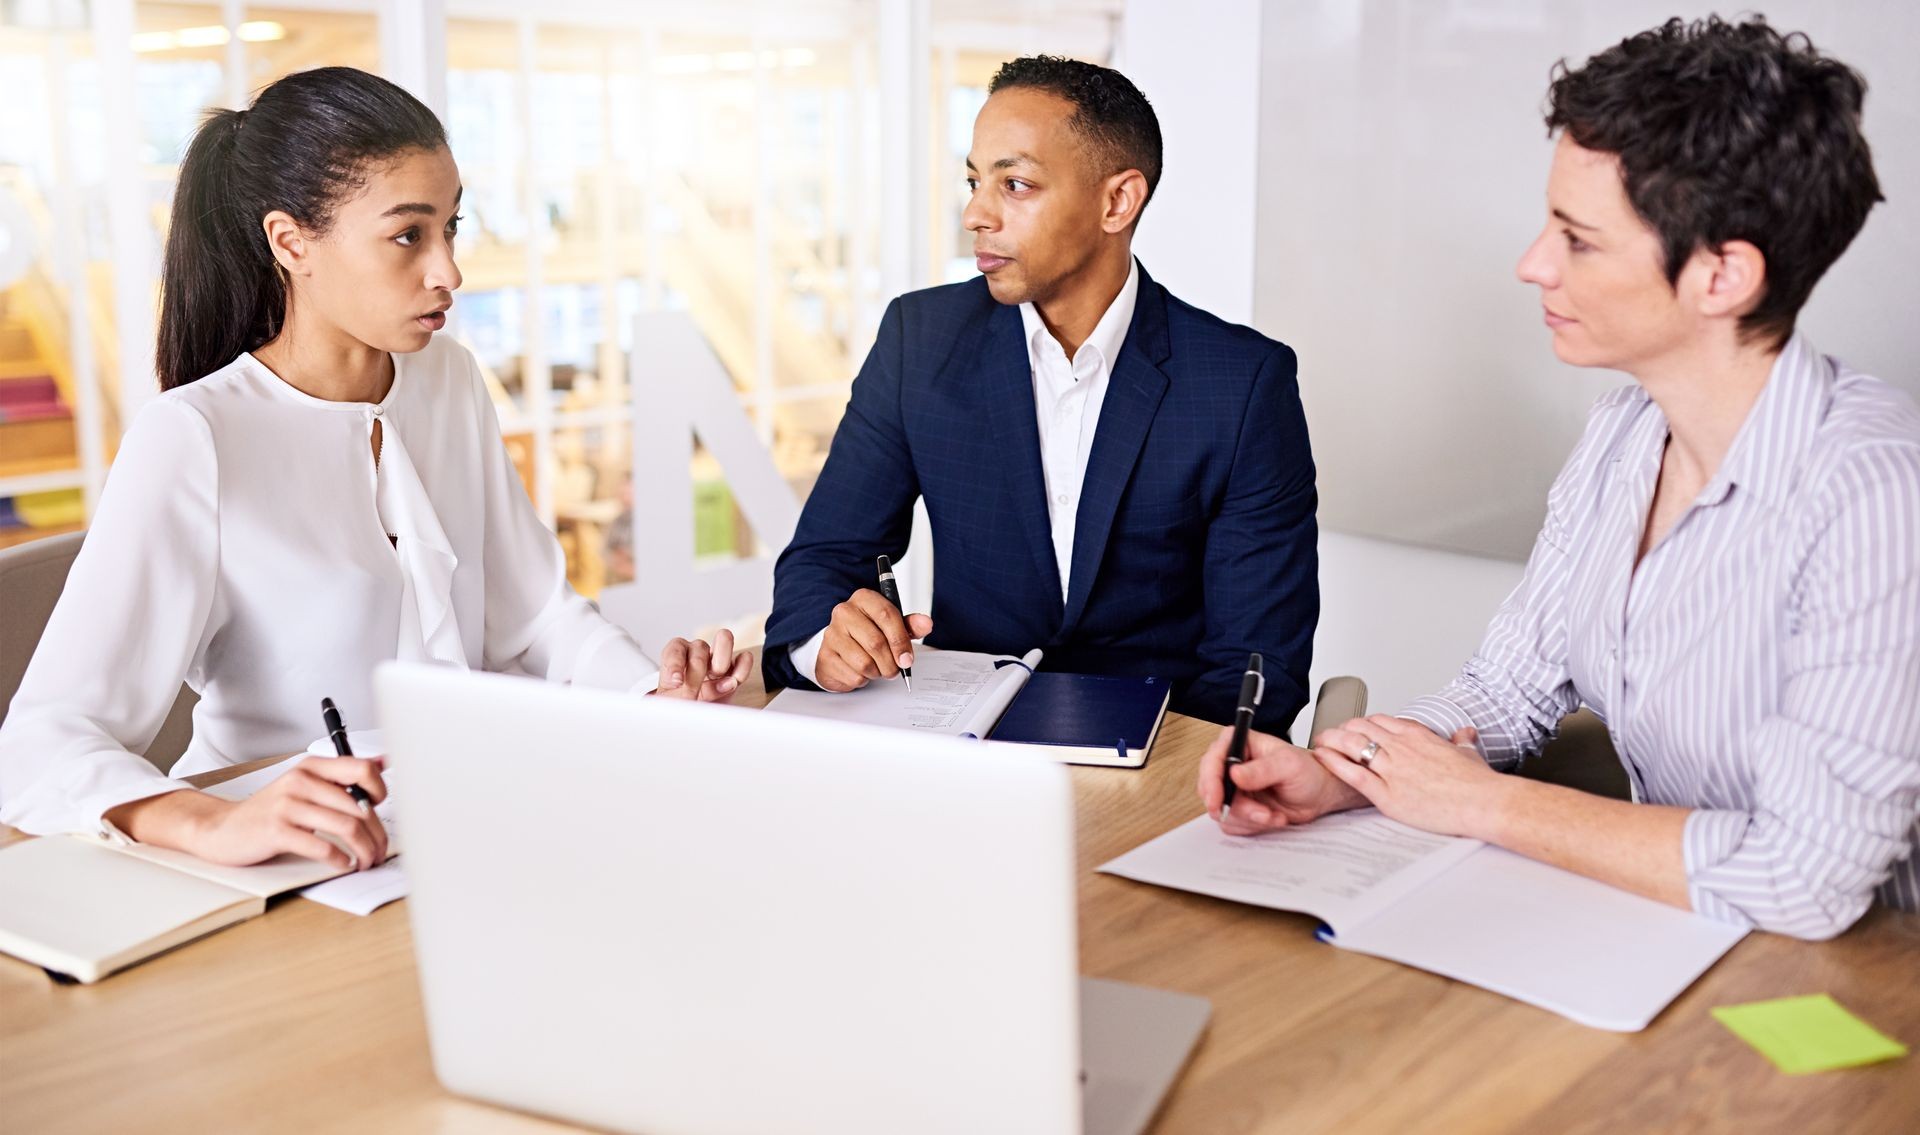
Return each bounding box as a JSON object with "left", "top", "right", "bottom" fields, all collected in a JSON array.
[{"left": 157, "top": 67, "right": 447, "bottom": 390}]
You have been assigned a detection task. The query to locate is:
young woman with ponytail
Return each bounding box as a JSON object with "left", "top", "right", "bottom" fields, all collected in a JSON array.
[{"left": 0, "top": 68, "right": 751, "bottom": 869}]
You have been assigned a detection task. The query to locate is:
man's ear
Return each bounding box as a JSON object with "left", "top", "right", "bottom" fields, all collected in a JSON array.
[
  {"left": 1688, "top": 238, "right": 1767, "bottom": 322},
  {"left": 1101, "top": 169, "right": 1150, "bottom": 235},
  {"left": 262, "top": 210, "right": 312, "bottom": 276}
]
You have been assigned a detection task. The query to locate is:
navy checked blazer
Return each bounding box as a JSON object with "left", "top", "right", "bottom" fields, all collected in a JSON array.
[{"left": 763, "top": 262, "right": 1317, "bottom": 735}]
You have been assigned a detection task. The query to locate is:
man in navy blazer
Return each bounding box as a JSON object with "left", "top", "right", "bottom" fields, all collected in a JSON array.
[{"left": 764, "top": 56, "right": 1316, "bottom": 735}]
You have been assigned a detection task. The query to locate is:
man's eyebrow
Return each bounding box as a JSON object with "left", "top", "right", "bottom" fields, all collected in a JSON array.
[
  {"left": 965, "top": 152, "right": 1041, "bottom": 173},
  {"left": 381, "top": 186, "right": 464, "bottom": 219},
  {"left": 1552, "top": 207, "right": 1598, "bottom": 231}
]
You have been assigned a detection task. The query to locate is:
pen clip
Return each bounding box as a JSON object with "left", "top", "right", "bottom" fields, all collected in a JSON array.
[{"left": 1237, "top": 667, "right": 1265, "bottom": 711}]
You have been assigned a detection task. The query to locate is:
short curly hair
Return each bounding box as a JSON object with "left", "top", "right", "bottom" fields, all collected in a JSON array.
[
  {"left": 989, "top": 55, "right": 1162, "bottom": 211},
  {"left": 1546, "top": 15, "right": 1883, "bottom": 347}
]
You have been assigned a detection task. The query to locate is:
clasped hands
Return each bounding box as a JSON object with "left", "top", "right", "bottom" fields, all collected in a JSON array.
[
  {"left": 1196, "top": 713, "right": 1509, "bottom": 841},
  {"left": 653, "top": 628, "right": 754, "bottom": 702}
]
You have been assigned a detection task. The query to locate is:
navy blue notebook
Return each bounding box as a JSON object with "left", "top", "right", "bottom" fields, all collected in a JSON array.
[{"left": 984, "top": 672, "right": 1170, "bottom": 768}]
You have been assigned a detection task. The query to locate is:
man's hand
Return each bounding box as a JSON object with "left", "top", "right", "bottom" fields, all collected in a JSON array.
[{"left": 816, "top": 589, "right": 933, "bottom": 693}]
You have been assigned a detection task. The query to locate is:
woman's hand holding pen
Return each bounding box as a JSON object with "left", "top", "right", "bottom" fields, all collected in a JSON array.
[
  {"left": 103, "top": 755, "right": 390, "bottom": 870},
  {"left": 1199, "top": 716, "right": 1494, "bottom": 840},
  {"left": 1196, "top": 728, "right": 1366, "bottom": 835},
  {"left": 655, "top": 629, "right": 754, "bottom": 703},
  {"left": 816, "top": 589, "right": 932, "bottom": 693}
]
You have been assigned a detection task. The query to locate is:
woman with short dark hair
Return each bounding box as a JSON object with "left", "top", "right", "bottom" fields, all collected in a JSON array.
[
  {"left": 0, "top": 68, "right": 750, "bottom": 868},
  {"left": 1201, "top": 16, "right": 1918, "bottom": 939}
]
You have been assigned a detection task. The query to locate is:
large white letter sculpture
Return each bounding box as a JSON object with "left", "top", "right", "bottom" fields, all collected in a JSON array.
[{"left": 596, "top": 312, "right": 803, "bottom": 649}]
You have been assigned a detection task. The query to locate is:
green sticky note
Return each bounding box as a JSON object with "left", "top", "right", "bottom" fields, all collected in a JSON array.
[{"left": 1712, "top": 995, "right": 1908, "bottom": 1075}]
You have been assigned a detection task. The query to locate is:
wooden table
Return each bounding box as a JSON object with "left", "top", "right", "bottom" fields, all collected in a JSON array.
[{"left": 3, "top": 686, "right": 1916, "bottom": 1134}]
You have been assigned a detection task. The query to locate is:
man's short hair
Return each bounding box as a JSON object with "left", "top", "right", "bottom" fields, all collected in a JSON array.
[
  {"left": 1545, "top": 15, "right": 1883, "bottom": 347},
  {"left": 989, "top": 55, "right": 1162, "bottom": 211}
]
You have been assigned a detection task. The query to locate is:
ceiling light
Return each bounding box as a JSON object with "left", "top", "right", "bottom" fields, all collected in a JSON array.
[{"left": 130, "top": 20, "right": 284, "bottom": 54}]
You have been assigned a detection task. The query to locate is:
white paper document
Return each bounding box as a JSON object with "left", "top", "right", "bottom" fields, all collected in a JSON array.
[
  {"left": 299, "top": 862, "right": 409, "bottom": 916},
  {"left": 1102, "top": 810, "right": 1484, "bottom": 932},
  {"left": 764, "top": 647, "right": 1042, "bottom": 737},
  {"left": 1100, "top": 811, "right": 1747, "bottom": 1032},
  {"left": 303, "top": 729, "right": 385, "bottom": 758}
]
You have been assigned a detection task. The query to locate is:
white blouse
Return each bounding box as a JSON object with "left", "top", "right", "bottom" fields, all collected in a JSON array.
[{"left": 0, "top": 335, "right": 658, "bottom": 836}]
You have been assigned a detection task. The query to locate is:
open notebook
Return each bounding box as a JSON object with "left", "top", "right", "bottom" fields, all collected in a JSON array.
[
  {"left": 0, "top": 757, "right": 399, "bottom": 984},
  {"left": 764, "top": 647, "right": 1170, "bottom": 767},
  {"left": 1099, "top": 810, "right": 1747, "bottom": 1031}
]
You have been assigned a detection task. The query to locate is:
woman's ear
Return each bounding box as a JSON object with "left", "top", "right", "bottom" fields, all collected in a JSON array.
[
  {"left": 262, "top": 210, "right": 311, "bottom": 277},
  {"left": 1691, "top": 238, "right": 1768, "bottom": 322}
]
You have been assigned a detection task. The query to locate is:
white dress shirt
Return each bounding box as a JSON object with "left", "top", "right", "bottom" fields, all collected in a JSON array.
[
  {"left": 790, "top": 259, "right": 1140, "bottom": 684},
  {"left": 0, "top": 335, "right": 660, "bottom": 837}
]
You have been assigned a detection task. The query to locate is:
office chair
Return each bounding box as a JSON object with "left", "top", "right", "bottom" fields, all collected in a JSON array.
[{"left": 0, "top": 531, "right": 198, "bottom": 773}]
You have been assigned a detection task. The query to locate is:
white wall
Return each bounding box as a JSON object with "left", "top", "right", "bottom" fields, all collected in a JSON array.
[
  {"left": 1306, "top": 531, "right": 1522, "bottom": 728},
  {"left": 1255, "top": 2, "right": 1920, "bottom": 561},
  {"left": 1118, "top": 0, "right": 1262, "bottom": 326}
]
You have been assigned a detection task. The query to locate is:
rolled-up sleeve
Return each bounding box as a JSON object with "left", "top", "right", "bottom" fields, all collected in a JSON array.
[{"left": 1682, "top": 449, "right": 1920, "bottom": 939}]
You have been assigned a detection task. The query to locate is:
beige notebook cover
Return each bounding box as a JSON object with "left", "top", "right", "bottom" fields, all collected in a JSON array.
[
  {"left": 0, "top": 758, "right": 400, "bottom": 983},
  {"left": 0, "top": 837, "right": 265, "bottom": 984}
]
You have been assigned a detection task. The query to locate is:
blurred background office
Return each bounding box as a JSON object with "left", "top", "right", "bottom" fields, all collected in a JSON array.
[{"left": 1, "top": 0, "right": 1914, "bottom": 710}]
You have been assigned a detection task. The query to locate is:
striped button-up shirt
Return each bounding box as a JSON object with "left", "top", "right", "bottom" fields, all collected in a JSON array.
[{"left": 1403, "top": 334, "right": 1920, "bottom": 939}]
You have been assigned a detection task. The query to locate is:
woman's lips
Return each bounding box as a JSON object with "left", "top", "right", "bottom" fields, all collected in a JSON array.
[
  {"left": 418, "top": 311, "right": 447, "bottom": 331},
  {"left": 1543, "top": 307, "right": 1576, "bottom": 329}
]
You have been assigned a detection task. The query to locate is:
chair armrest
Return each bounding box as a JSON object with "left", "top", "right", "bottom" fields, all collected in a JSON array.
[
  {"left": 1519, "top": 708, "right": 1630, "bottom": 799},
  {"left": 1307, "top": 676, "right": 1369, "bottom": 744}
]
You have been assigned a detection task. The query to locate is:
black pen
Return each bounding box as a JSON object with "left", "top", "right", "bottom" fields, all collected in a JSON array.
[
  {"left": 874, "top": 555, "right": 913, "bottom": 692},
  {"left": 1221, "top": 653, "right": 1264, "bottom": 820},
  {"left": 320, "top": 697, "right": 375, "bottom": 811}
]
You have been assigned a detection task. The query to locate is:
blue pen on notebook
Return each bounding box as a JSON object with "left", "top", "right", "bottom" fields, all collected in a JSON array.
[{"left": 1221, "top": 654, "right": 1263, "bottom": 820}]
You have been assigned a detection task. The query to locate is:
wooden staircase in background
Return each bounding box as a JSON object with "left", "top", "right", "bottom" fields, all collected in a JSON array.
[{"left": 0, "top": 306, "right": 85, "bottom": 549}]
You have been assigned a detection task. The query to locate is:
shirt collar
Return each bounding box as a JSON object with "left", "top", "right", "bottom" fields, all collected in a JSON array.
[
  {"left": 1704, "top": 331, "right": 1831, "bottom": 508},
  {"left": 1609, "top": 332, "right": 1832, "bottom": 510},
  {"left": 1018, "top": 257, "right": 1141, "bottom": 378}
]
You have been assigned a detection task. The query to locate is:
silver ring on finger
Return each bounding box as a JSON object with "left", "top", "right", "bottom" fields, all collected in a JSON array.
[{"left": 1356, "top": 740, "right": 1381, "bottom": 768}]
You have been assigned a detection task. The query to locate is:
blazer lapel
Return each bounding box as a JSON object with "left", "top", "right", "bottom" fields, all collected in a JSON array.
[
  {"left": 1062, "top": 277, "right": 1171, "bottom": 633},
  {"left": 980, "top": 302, "right": 1066, "bottom": 622}
]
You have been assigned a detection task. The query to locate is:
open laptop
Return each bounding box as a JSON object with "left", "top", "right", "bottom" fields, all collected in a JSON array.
[{"left": 375, "top": 662, "right": 1209, "bottom": 1135}]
